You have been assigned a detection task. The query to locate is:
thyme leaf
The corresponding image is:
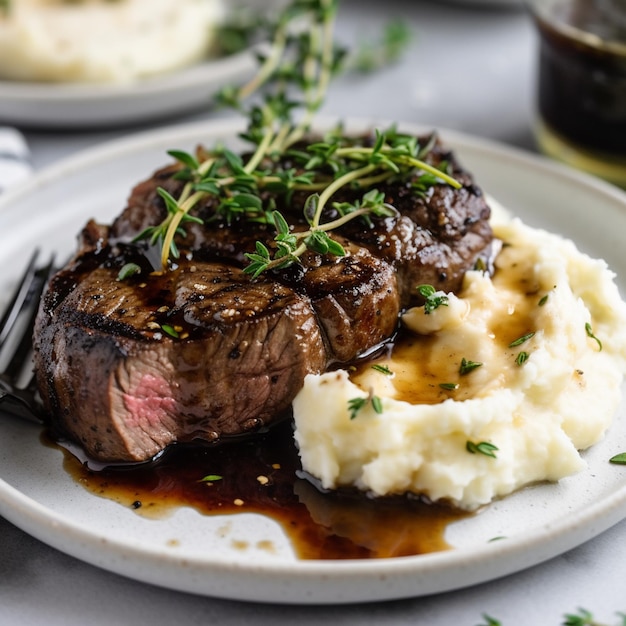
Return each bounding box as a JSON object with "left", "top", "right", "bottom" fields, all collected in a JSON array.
[
  {"left": 466, "top": 441, "right": 498, "bottom": 458},
  {"left": 459, "top": 358, "right": 483, "bottom": 375},
  {"left": 348, "top": 390, "right": 384, "bottom": 419},
  {"left": 371, "top": 395, "right": 384, "bottom": 414},
  {"left": 160, "top": 324, "right": 180, "bottom": 339},
  {"left": 439, "top": 382, "right": 459, "bottom": 391},
  {"left": 508, "top": 332, "right": 535, "bottom": 348},
  {"left": 585, "top": 322, "right": 603, "bottom": 351},
  {"left": 515, "top": 351, "right": 530, "bottom": 366},
  {"left": 371, "top": 364, "right": 393, "bottom": 376},
  {"left": 417, "top": 284, "right": 450, "bottom": 314},
  {"left": 347, "top": 397, "right": 367, "bottom": 419},
  {"left": 200, "top": 474, "right": 223, "bottom": 482},
  {"left": 609, "top": 452, "right": 626, "bottom": 465},
  {"left": 117, "top": 263, "right": 141, "bottom": 281}
]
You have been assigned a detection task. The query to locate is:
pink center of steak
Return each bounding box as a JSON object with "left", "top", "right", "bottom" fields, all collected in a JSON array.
[{"left": 121, "top": 373, "right": 178, "bottom": 429}]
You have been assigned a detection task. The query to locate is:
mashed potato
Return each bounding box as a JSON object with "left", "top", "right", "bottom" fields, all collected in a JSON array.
[
  {"left": 0, "top": 0, "right": 224, "bottom": 83},
  {"left": 293, "top": 207, "right": 626, "bottom": 510}
]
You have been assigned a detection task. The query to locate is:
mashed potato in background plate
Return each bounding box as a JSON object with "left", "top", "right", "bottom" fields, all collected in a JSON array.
[
  {"left": 0, "top": 0, "right": 224, "bottom": 83},
  {"left": 293, "top": 202, "right": 626, "bottom": 510}
]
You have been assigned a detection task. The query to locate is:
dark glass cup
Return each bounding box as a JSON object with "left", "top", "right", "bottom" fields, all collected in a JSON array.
[{"left": 526, "top": 0, "right": 626, "bottom": 187}]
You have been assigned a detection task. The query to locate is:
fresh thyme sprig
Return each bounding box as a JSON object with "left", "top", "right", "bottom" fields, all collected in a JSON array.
[
  {"left": 243, "top": 180, "right": 399, "bottom": 278},
  {"left": 351, "top": 19, "right": 412, "bottom": 73},
  {"left": 476, "top": 610, "right": 626, "bottom": 626},
  {"left": 131, "top": 0, "right": 461, "bottom": 275},
  {"left": 132, "top": 0, "right": 342, "bottom": 271}
]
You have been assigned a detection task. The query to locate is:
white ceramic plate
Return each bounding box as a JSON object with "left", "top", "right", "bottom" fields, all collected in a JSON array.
[
  {"left": 1, "top": 119, "right": 626, "bottom": 605},
  {"left": 0, "top": 49, "right": 257, "bottom": 129}
]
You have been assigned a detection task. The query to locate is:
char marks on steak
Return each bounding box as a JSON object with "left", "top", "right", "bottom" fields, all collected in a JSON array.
[{"left": 33, "top": 134, "right": 494, "bottom": 463}]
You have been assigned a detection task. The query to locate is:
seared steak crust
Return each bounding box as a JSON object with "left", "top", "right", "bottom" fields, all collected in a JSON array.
[
  {"left": 34, "top": 134, "right": 494, "bottom": 463},
  {"left": 35, "top": 260, "right": 329, "bottom": 461}
]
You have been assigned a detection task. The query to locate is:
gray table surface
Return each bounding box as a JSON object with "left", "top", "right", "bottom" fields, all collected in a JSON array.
[{"left": 2, "top": 1, "right": 626, "bottom": 624}]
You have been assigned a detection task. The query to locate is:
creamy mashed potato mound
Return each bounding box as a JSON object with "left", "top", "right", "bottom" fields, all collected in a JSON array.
[
  {"left": 0, "top": 0, "right": 224, "bottom": 83},
  {"left": 293, "top": 206, "right": 626, "bottom": 510}
]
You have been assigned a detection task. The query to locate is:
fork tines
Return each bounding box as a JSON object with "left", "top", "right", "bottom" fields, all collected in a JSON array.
[
  {"left": 0, "top": 249, "right": 40, "bottom": 346},
  {"left": 0, "top": 249, "right": 54, "bottom": 386}
]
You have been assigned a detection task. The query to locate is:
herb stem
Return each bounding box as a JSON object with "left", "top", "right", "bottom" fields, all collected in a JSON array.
[
  {"left": 160, "top": 190, "right": 206, "bottom": 269},
  {"left": 267, "top": 121, "right": 293, "bottom": 155},
  {"left": 351, "top": 171, "right": 395, "bottom": 187},
  {"left": 244, "top": 124, "right": 276, "bottom": 174},
  {"left": 283, "top": 1, "right": 337, "bottom": 149},
  {"left": 315, "top": 0, "right": 337, "bottom": 107},
  {"left": 334, "top": 145, "right": 461, "bottom": 188},
  {"left": 396, "top": 155, "right": 461, "bottom": 188},
  {"left": 314, "top": 163, "right": 377, "bottom": 226},
  {"left": 311, "top": 206, "right": 376, "bottom": 232},
  {"left": 237, "top": 23, "right": 289, "bottom": 101}
]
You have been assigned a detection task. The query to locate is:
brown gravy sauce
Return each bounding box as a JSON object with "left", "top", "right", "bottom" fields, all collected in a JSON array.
[{"left": 47, "top": 417, "right": 470, "bottom": 560}]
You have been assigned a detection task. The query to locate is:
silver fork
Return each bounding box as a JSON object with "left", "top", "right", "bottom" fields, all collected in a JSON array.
[{"left": 0, "top": 250, "right": 55, "bottom": 423}]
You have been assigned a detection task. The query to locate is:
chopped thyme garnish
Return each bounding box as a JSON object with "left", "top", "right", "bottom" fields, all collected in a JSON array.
[
  {"left": 347, "top": 397, "right": 367, "bottom": 419},
  {"left": 609, "top": 452, "right": 626, "bottom": 465},
  {"left": 538, "top": 294, "right": 549, "bottom": 306},
  {"left": 585, "top": 322, "right": 603, "bottom": 351},
  {"left": 439, "top": 382, "right": 459, "bottom": 391},
  {"left": 508, "top": 332, "right": 535, "bottom": 348},
  {"left": 116, "top": 262, "right": 142, "bottom": 281},
  {"left": 348, "top": 390, "right": 384, "bottom": 419},
  {"left": 459, "top": 358, "right": 482, "bottom": 375},
  {"left": 417, "top": 284, "right": 450, "bottom": 314},
  {"left": 160, "top": 324, "right": 180, "bottom": 339},
  {"left": 371, "top": 395, "right": 383, "bottom": 414},
  {"left": 477, "top": 608, "right": 626, "bottom": 626},
  {"left": 371, "top": 364, "right": 393, "bottom": 376},
  {"left": 474, "top": 257, "right": 487, "bottom": 272},
  {"left": 466, "top": 441, "right": 498, "bottom": 458},
  {"left": 200, "top": 474, "right": 223, "bottom": 482},
  {"left": 515, "top": 351, "right": 530, "bottom": 366}
]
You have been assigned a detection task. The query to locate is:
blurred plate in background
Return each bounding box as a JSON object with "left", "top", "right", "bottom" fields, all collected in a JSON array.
[{"left": 0, "top": 47, "right": 257, "bottom": 129}]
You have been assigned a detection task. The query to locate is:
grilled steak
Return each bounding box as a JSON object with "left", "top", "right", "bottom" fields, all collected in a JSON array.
[{"left": 33, "top": 134, "right": 495, "bottom": 463}]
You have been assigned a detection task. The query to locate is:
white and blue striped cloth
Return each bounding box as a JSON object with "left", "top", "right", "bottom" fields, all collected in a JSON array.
[{"left": 0, "top": 127, "right": 32, "bottom": 194}]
